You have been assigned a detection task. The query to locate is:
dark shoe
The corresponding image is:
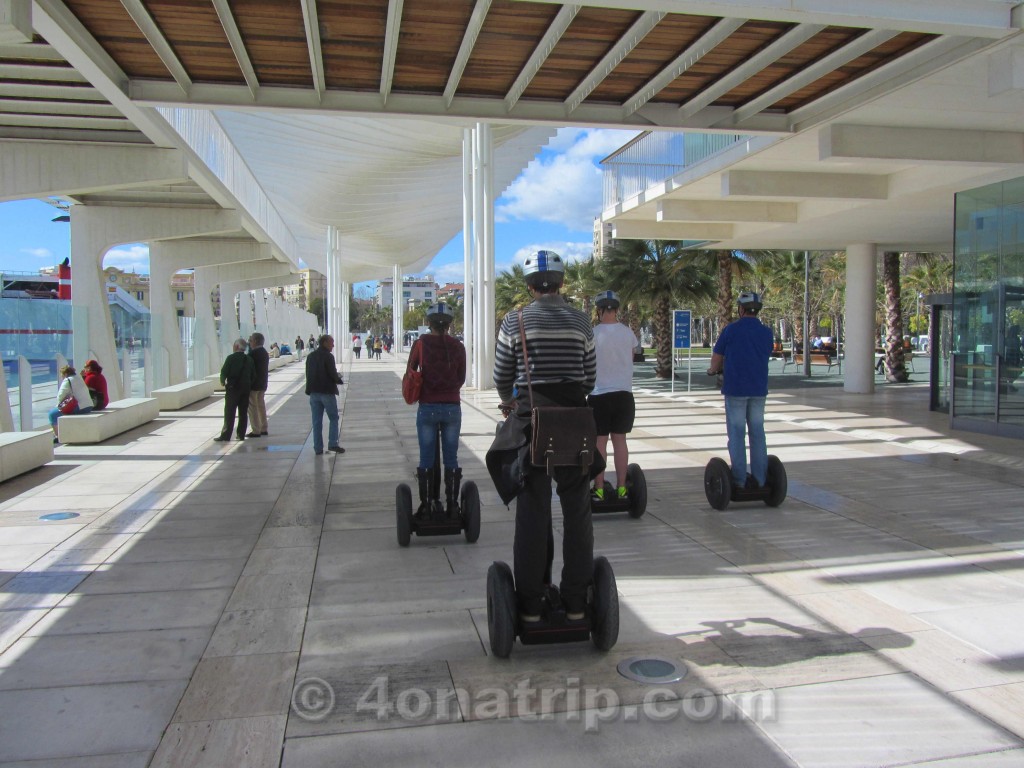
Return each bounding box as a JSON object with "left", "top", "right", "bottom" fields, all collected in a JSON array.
[
  {"left": 415, "top": 467, "right": 431, "bottom": 519},
  {"left": 214, "top": 436, "right": 229, "bottom": 442},
  {"left": 744, "top": 474, "right": 760, "bottom": 490},
  {"left": 444, "top": 467, "right": 463, "bottom": 516},
  {"left": 246, "top": 432, "right": 260, "bottom": 438},
  {"left": 314, "top": 450, "right": 323, "bottom": 455},
  {"left": 260, "top": 432, "right": 268, "bottom": 436},
  {"left": 328, "top": 445, "right": 345, "bottom": 454},
  {"left": 53, "top": 437, "right": 59, "bottom": 445},
  {"left": 237, "top": 435, "right": 245, "bottom": 441},
  {"left": 563, "top": 595, "right": 586, "bottom": 621}
]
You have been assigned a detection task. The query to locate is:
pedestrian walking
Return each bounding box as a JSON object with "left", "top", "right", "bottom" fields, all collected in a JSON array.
[{"left": 305, "top": 334, "right": 345, "bottom": 455}]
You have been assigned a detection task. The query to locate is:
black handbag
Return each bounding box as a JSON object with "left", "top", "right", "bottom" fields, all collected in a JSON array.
[{"left": 517, "top": 310, "right": 596, "bottom": 475}]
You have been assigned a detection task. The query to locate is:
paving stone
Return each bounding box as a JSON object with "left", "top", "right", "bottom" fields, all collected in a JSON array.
[
  {"left": 149, "top": 715, "right": 286, "bottom": 768},
  {"left": 172, "top": 652, "right": 298, "bottom": 722}
]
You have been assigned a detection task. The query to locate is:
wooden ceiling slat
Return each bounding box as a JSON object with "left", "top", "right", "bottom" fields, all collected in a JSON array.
[
  {"left": 319, "top": 0, "right": 388, "bottom": 92},
  {"left": 230, "top": 0, "right": 313, "bottom": 87},
  {"left": 774, "top": 31, "right": 936, "bottom": 110},
  {"left": 522, "top": 7, "right": 640, "bottom": 102},
  {"left": 146, "top": 0, "right": 244, "bottom": 85},
  {"left": 394, "top": 0, "right": 475, "bottom": 94},
  {"left": 64, "top": 0, "right": 170, "bottom": 79},
  {"left": 584, "top": 14, "right": 717, "bottom": 105},
  {"left": 457, "top": 0, "right": 560, "bottom": 99},
  {"left": 717, "top": 26, "right": 862, "bottom": 106},
  {"left": 651, "top": 19, "right": 792, "bottom": 104}
]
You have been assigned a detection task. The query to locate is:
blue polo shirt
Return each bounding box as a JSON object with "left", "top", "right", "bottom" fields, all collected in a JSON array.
[{"left": 713, "top": 316, "right": 774, "bottom": 397}]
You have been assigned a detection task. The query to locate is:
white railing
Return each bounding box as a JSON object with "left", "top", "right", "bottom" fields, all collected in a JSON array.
[{"left": 601, "top": 131, "right": 751, "bottom": 210}]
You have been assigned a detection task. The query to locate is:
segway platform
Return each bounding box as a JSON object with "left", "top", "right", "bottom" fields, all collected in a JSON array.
[
  {"left": 396, "top": 480, "right": 480, "bottom": 546},
  {"left": 703, "top": 455, "right": 787, "bottom": 511},
  {"left": 486, "top": 557, "right": 619, "bottom": 658},
  {"left": 591, "top": 463, "right": 647, "bottom": 517}
]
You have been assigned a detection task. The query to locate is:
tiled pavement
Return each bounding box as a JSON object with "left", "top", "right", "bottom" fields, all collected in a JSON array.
[{"left": 2, "top": 350, "right": 1024, "bottom": 766}]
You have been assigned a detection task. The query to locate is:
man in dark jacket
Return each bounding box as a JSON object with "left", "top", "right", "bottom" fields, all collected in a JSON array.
[
  {"left": 246, "top": 332, "right": 270, "bottom": 437},
  {"left": 305, "top": 334, "right": 344, "bottom": 455},
  {"left": 216, "top": 338, "right": 255, "bottom": 442}
]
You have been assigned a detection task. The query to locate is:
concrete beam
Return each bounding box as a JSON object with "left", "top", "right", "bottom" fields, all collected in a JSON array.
[
  {"left": 0, "top": 0, "right": 31, "bottom": 44},
  {"left": 0, "top": 141, "right": 189, "bottom": 201},
  {"left": 990, "top": 46, "right": 1024, "bottom": 96},
  {"left": 657, "top": 199, "right": 798, "bottom": 223},
  {"left": 611, "top": 220, "right": 734, "bottom": 240},
  {"left": 722, "top": 170, "right": 888, "bottom": 200},
  {"left": 820, "top": 124, "right": 1024, "bottom": 165}
]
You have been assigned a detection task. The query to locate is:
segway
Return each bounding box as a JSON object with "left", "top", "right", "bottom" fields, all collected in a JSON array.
[
  {"left": 396, "top": 425, "right": 480, "bottom": 546},
  {"left": 591, "top": 463, "right": 647, "bottom": 518},
  {"left": 703, "top": 455, "right": 787, "bottom": 511},
  {"left": 485, "top": 556, "right": 619, "bottom": 658}
]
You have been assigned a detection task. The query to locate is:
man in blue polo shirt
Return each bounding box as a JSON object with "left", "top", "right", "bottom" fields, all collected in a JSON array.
[{"left": 707, "top": 292, "right": 774, "bottom": 489}]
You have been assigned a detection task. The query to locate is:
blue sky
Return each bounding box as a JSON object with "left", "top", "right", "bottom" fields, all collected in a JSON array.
[{"left": 0, "top": 127, "right": 638, "bottom": 286}]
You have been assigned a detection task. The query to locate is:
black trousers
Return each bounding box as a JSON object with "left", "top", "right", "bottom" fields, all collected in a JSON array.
[
  {"left": 513, "top": 463, "right": 593, "bottom": 614},
  {"left": 220, "top": 387, "right": 250, "bottom": 439}
]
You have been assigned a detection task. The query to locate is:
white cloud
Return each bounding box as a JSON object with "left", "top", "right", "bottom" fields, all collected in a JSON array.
[
  {"left": 498, "top": 241, "right": 592, "bottom": 274},
  {"left": 21, "top": 247, "right": 53, "bottom": 259},
  {"left": 496, "top": 129, "right": 640, "bottom": 232},
  {"left": 103, "top": 244, "right": 150, "bottom": 274},
  {"left": 432, "top": 261, "right": 466, "bottom": 284}
]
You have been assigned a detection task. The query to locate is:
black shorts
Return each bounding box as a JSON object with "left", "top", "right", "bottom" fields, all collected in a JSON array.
[{"left": 587, "top": 391, "right": 635, "bottom": 436}]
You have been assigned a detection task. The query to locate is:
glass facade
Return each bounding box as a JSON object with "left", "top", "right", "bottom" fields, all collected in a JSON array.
[{"left": 952, "top": 178, "right": 1024, "bottom": 437}]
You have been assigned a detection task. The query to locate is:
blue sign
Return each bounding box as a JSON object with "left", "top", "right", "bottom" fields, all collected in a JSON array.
[{"left": 673, "top": 310, "right": 691, "bottom": 349}]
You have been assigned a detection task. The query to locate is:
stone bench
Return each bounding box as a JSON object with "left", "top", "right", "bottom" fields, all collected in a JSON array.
[
  {"left": 152, "top": 380, "right": 216, "bottom": 410},
  {"left": 0, "top": 431, "right": 54, "bottom": 482},
  {"left": 205, "top": 374, "right": 225, "bottom": 393},
  {"left": 57, "top": 397, "right": 160, "bottom": 444}
]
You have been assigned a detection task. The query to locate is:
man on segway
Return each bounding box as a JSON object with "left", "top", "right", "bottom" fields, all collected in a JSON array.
[
  {"left": 707, "top": 291, "right": 774, "bottom": 490},
  {"left": 492, "top": 251, "right": 597, "bottom": 623},
  {"left": 588, "top": 290, "right": 639, "bottom": 502}
]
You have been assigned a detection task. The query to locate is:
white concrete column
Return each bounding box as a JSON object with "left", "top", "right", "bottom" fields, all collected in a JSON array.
[
  {"left": 253, "top": 289, "right": 270, "bottom": 339},
  {"left": 238, "top": 290, "right": 255, "bottom": 339},
  {"left": 392, "top": 264, "right": 403, "bottom": 351},
  {"left": 844, "top": 243, "right": 877, "bottom": 394},
  {"left": 340, "top": 281, "right": 350, "bottom": 358},
  {"left": 462, "top": 127, "right": 475, "bottom": 385},
  {"left": 473, "top": 122, "right": 496, "bottom": 390},
  {"left": 70, "top": 206, "right": 241, "bottom": 400}
]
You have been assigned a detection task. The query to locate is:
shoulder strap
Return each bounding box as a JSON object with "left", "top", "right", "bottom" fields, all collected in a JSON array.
[{"left": 517, "top": 309, "right": 534, "bottom": 410}]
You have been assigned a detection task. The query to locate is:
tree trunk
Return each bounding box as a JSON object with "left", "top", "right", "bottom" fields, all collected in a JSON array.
[
  {"left": 716, "top": 250, "right": 733, "bottom": 331},
  {"left": 653, "top": 295, "right": 672, "bottom": 378},
  {"left": 882, "top": 251, "right": 909, "bottom": 382}
]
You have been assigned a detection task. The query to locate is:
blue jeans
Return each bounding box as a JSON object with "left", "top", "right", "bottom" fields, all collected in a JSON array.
[
  {"left": 416, "top": 402, "right": 461, "bottom": 468},
  {"left": 724, "top": 395, "right": 767, "bottom": 487},
  {"left": 49, "top": 404, "right": 92, "bottom": 427},
  {"left": 308, "top": 393, "right": 339, "bottom": 453}
]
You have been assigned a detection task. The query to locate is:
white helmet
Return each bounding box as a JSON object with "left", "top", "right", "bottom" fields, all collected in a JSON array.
[
  {"left": 523, "top": 250, "right": 565, "bottom": 290},
  {"left": 594, "top": 290, "right": 620, "bottom": 310},
  {"left": 738, "top": 291, "right": 763, "bottom": 312},
  {"left": 426, "top": 302, "right": 454, "bottom": 323}
]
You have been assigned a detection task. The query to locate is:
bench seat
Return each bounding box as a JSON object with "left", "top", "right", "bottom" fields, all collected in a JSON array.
[
  {"left": 783, "top": 352, "right": 836, "bottom": 372},
  {"left": 57, "top": 397, "right": 160, "bottom": 444},
  {"left": 152, "top": 380, "right": 215, "bottom": 410},
  {"left": 0, "top": 431, "right": 54, "bottom": 481}
]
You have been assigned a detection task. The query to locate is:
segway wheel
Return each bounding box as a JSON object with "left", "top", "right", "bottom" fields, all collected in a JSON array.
[
  {"left": 462, "top": 480, "right": 481, "bottom": 543},
  {"left": 486, "top": 561, "right": 516, "bottom": 658},
  {"left": 704, "top": 457, "right": 732, "bottom": 511},
  {"left": 626, "top": 463, "right": 647, "bottom": 518},
  {"left": 396, "top": 483, "right": 413, "bottom": 547},
  {"left": 764, "top": 455, "right": 788, "bottom": 507},
  {"left": 591, "top": 556, "right": 619, "bottom": 651}
]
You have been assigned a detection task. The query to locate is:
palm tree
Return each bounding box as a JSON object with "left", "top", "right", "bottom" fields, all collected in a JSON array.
[
  {"left": 563, "top": 258, "right": 604, "bottom": 316},
  {"left": 881, "top": 251, "right": 910, "bottom": 382},
  {"left": 705, "top": 250, "right": 752, "bottom": 332},
  {"left": 601, "top": 239, "right": 716, "bottom": 378},
  {"left": 495, "top": 264, "right": 532, "bottom": 325}
]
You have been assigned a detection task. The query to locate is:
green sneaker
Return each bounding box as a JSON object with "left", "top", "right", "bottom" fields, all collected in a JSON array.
[
  {"left": 593, "top": 487, "right": 604, "bottom": 501},
  {"left": 617, "top": 486, "right": 628, "bottom": 499}
]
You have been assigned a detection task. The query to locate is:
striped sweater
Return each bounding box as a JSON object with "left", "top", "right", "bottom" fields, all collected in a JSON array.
[{"left": 493, "top": 294, "right": 596, "bottom": 403}]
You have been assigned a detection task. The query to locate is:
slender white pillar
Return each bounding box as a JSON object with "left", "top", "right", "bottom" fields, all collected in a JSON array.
[
  {"left": 471, "top": 125, "right": 495, "bottom": 391},
  {"left": 844, "top": 243, "right": 877, "bottom": 394},
  {"left": 340, "top": 281, "right": 350, "bottom": 357},
  {"left": 238, "top": 290, "right": 255, "bottom": 340},
  {"left": 392, "top": 263, "right": 403, "bottom": 349},
  {"left": 462, "top": 128, "right": 475, "bottom": 386}
]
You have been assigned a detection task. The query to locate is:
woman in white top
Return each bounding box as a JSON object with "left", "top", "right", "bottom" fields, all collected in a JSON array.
[
  {"left": 49, "top": 364, "right": 94, "bottom": 444},
  {"left": 587, "top": 291, "right": 639, "bottom": 500}
]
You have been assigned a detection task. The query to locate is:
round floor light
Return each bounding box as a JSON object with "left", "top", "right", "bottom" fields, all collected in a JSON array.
[
  {"left": 39, "top": 512, "right": 80, "bottom": 521},
  {"left": 616, "top": 656, "right": 688, "bottom": 684}
]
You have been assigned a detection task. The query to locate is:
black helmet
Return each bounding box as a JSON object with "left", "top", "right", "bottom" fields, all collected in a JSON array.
[
  {"left": 738, "top": 291, "right": 763, "bottom": 312},
  {"left": 426, "top": 302, "right": 455, "bottom": 327},
  {"left": 523, "top": 250, "right": 565, "bottom": 290},
  {"left": 594, "top": 290, "right": 620, "bottom": 310}
]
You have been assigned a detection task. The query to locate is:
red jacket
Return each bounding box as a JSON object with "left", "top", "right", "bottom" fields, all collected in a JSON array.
[
  {"left": 409, "top": 334, "right": 466, "bottom": 404},
  {"left": 83, "top": 370, "right": 109, "bottom": 409}
]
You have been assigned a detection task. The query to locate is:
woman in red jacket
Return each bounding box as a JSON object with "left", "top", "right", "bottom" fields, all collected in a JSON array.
[{"left": 82, "top": 359, "right": 109, "bottom": 410}]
